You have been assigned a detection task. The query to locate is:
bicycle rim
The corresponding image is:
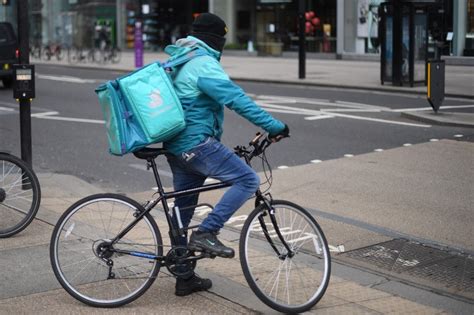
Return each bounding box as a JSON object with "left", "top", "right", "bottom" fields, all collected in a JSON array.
[
  {"left": 0, "top": 154, "right": 41, "bottom": 238},
  {"left": 51, "top": 194, "right": 162, "bottom": 307},
  {"left": 240, "top": 200, "right": 331, "bottom": 313}
]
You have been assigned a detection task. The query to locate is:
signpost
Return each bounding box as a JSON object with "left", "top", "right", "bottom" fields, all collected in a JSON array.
[{"left": 134, "top": 21, "right": 143, "bottom": 68}]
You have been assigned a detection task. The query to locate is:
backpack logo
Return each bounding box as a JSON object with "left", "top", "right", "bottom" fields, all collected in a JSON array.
[{"left": 149, "top": 89, "right": 163, "bottom": 109}]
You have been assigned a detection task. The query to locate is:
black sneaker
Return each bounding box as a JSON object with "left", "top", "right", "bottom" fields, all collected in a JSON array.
[
  {"left": 175, "top": 273, "right": 212, "bottom": 296},
  {"left": 188, "top": 231, "right": 235, "bottom": 258}
]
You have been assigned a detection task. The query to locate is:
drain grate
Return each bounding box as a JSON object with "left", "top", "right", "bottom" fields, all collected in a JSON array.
[{"left": 341, "top": 239, "right": 474, "bottom": 298}]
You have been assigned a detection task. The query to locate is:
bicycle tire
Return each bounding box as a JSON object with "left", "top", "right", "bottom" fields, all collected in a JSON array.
[
  {"left": 240, "top": 200, "right": 331, "bottom": 313},
  {"left": 50, "top": 193, "right": 162, "bottom": 307},
  {"left": 111, "top": 47, "right": 121, "bottom": 64},
  {"left": 67, "top": 47, "right": 79, "bottom": 64},
  {"left": 0, "top": 153, "right": 41, "bottom": 238}
]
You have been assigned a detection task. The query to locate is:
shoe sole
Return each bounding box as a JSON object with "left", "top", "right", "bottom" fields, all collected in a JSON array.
[{"left": 188, "top": 244, "right": 235, "bottom": 259}]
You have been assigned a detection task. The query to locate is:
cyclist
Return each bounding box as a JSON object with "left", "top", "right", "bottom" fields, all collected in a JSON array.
[{"left": 163, "top": 13, "right": 289, "bottom": 296}]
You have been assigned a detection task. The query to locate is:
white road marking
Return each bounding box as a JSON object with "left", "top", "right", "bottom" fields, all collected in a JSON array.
[
  {"left": 304, "top": 115, "right": 334, "bottom": 120},
  {"left": 344, "top": 154, "right": 354, "bottom": 158},
  {"left": 30, "top": 111, "right": 59, "bottom": 117},
  {"left": 321, "top": 108, "right": 381, "bottom": 113},
  {"left": 374, "top": 149, "right": 384, "bottom": 152},
  {"left": 323, "top": 112, "right": 431, "bottom": 128},
  {"left": 310, "top": 159, "right": 322, "bottom": 164},
  {"left": 277, "top": 165, "right": 289, "bottom": 169},
  {"left": 430, "top": 139, "right": 439, "bottom": 142},
  {"left": 335, "top": 100, "right": 389, "bottom": 111},
  {"left": 454, "top": 134, "right": 464, "bottom": 138},
  {"left": 0, "top": 106, "right": 15, "bottom": 112},
  {"left": 30, "top": 111, "right": 105, "bottom": 124},
  {"left": 403, "top": 143, "right": 412, "bottom": 146},
  {"left": 37, "top": 74, "right": 100, "bottom": 84},
  {"left": 391, "top": 104, "right": 474, "bottom": 112},
  {"left": 328, "top": 245, "right": 345, "bottom": 253}
]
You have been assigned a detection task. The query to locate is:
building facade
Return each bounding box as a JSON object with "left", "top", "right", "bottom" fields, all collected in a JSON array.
[{"left": 1, "top": 0, "right": 472, "bottom": 57}]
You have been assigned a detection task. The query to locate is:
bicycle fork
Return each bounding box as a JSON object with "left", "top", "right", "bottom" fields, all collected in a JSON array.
[{"left": 256, "top": 194, "right": 295, "bottom": 259}]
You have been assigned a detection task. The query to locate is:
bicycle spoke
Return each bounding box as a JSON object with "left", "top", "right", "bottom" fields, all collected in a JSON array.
[
  {"left": 51, "top": 195, "right": 162, "bottom": 307},
  {"left": 241, "top": 201, "right": 330, "bottom": 313}
]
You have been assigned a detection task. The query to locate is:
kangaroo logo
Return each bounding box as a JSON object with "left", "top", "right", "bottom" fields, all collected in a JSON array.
[{"left": 149, "top": 89, "right": 163, "bottom": 109}]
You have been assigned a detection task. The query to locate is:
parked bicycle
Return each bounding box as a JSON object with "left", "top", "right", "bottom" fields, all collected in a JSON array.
[
  {"left": 0, "top": 152, "right": 41, "bottom": 238},
  {"left": 29, "top": 43, "right": 41, "bottom": 60},
  {"left": 49, "top": 133, "right": 331, "bottom": 313},
  {"left": 95, "top": 45, "right": 121, "bottom": 64},
  {"left": 67, "top": 46, "right": 95, "bottom": 64},
  {"left": 41, "top": 42, "right": 64, "bottom": 61}
]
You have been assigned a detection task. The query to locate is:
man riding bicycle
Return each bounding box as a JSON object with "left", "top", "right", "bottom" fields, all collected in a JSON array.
[{"left": 163, "top": 13, "right": 289, "bottom": 296}]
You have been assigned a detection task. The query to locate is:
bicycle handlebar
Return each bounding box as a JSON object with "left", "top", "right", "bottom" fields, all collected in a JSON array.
[{"left": 234, "top": 132, "right": 279, "bottom": 162}]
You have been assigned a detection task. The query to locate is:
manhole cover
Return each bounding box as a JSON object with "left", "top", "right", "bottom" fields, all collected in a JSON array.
[{"left": 340, "top": 239, "right": 474, "bottom": 299}]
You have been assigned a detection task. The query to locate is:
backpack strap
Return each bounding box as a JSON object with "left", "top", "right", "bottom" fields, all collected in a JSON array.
[{"left": 161, "top": 48, "right": 209, "bottom": 70}]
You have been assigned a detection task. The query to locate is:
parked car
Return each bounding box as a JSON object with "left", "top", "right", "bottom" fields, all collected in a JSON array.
[{"left": 0, "top": 22, "right": 18, "bottom": 88}]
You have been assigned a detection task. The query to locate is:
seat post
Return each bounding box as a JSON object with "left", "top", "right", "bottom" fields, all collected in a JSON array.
[{"left": 148, "top": 158, "right": 166, "bottom": 195}]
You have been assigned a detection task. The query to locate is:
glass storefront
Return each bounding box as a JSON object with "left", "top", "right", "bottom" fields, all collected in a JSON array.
[
  {"left": 1, "top": 0, "right": 471, "bottom": 56},
  {"left": 253, "top": 0, "right": 337, "bottom": 54},
  {"left": 343, "top": 0, "right": 383, "bottom": 54}
]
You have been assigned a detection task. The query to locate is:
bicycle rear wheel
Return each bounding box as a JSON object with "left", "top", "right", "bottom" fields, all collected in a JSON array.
[
  {"left": 0, "top": 153, "right": 41, "bottom": 238},
  {"left": 240, "top": 200, "right": 331, "bottom": 313},
  {"left": 50, "top": 194, "right": 162, "bottom": 307},
  {"left": 110, "top": 47, "right": 121, "bottom": 64}
]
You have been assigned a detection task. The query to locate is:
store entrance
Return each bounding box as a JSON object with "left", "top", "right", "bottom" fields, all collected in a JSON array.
[{"left": 124, "top": 0, "right": 208, "bottom": 50}]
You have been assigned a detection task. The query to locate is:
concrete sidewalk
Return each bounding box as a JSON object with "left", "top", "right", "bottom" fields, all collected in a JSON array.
[{"left": 1, "top": 140, "right": 473, "bottom": 314}]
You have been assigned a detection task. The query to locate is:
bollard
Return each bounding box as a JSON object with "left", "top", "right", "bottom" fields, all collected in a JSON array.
[{"left": 427, "top": 60, "right": 445, "bottom": 113}]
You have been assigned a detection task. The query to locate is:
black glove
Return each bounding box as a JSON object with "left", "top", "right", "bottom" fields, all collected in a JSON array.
[{"left": 269, "top": 124, "right": 290, "bottom": 142}]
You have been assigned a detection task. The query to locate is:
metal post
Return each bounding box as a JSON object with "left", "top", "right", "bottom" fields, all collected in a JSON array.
[
  {"left": 298, "top": 0, "right": 306, "bottom": 79},
  {"left": 17, "top": 0, "right": 32, "bottom": 166},
  {"left": 392, "top": 2, "right": 403, "bottom": 86}
]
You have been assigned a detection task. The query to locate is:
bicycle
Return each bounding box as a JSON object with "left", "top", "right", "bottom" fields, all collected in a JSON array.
[
  {"left": 49, "top": 133, "right": 331, "bottom": 313},
  {"left": 67, "top": 46, "right": 95, "bottom": 64},
  {"left": 95, "top": 45, "right": 121, "bottom": 64},
  {"left": 0, "top": 152, "right": 41, "bottom": 238},
  {"left": 41, "top": 42, "right": 64, "bottom": 61}
]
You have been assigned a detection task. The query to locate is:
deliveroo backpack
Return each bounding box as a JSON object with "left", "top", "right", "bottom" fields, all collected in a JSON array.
[{"left": 95, "top": 49, "right": 207, "bottom": 156}]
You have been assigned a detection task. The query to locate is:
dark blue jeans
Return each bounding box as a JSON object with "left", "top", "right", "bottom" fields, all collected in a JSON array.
[{"left": 167, "top": 137, "right": 260, "bottom": 247}]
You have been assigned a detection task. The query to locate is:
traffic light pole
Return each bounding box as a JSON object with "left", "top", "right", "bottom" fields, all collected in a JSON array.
[
  {"left": 17, "top": 0, "right": 32, "bottom": 166},
  {"left": 298, "top": 0, "right": 306, "bottom": 79}
]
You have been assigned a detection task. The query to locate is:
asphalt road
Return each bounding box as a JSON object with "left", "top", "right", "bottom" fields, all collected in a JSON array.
[{"left": 0, "top": 64, "right": 473, "bottom": 194}]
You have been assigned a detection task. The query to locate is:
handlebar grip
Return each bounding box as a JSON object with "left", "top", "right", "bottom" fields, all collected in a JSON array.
[{"left": 250, "top": 132, "right": 264, "bottom": 145}]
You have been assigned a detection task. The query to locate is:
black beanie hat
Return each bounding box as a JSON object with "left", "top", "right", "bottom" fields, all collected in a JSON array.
[{"left": 191, "top": 13, "right": 227, "bottom": 52}]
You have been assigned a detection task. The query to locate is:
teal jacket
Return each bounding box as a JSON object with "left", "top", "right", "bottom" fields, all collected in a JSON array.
[{"left": 163, "top": 36, "right": 285, "bottom": 156}]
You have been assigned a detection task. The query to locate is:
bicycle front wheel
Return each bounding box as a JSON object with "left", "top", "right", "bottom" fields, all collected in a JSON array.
[
  {"left": 240, "top": 200, "right": 331, "bottom": 313},
  {"left": 0, "top": 153, "right": 41, "bottom": 238},
  {"left": 50, "top": 194, "right": 162, "bottom": 307}
]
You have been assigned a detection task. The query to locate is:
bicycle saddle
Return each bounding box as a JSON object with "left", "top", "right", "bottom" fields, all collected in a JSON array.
[{"left": 133, "top": 147, "right": 168, "bottom": 160}]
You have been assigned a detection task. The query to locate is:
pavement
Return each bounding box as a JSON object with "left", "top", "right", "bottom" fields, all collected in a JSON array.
[
  {"left": 1, "top": 140, "right": 473, "bottom": 314},
  {"left": 1, "top": 53, "right": 473, "bottom": 314}
]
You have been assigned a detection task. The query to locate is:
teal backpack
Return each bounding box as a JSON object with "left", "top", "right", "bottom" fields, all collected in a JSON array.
[{"left": 95, "top": 49, "right": 207, "bottom": 156}]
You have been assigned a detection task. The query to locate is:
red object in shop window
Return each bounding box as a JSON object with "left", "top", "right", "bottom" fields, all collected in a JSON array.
[{"left": 311, "top": 17, "right": 320, "bottom": 26}]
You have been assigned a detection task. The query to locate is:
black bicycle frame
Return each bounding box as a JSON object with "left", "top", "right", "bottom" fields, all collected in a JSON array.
[{"left": 111, "top": 149, "right": 293, "bottom": 259}]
